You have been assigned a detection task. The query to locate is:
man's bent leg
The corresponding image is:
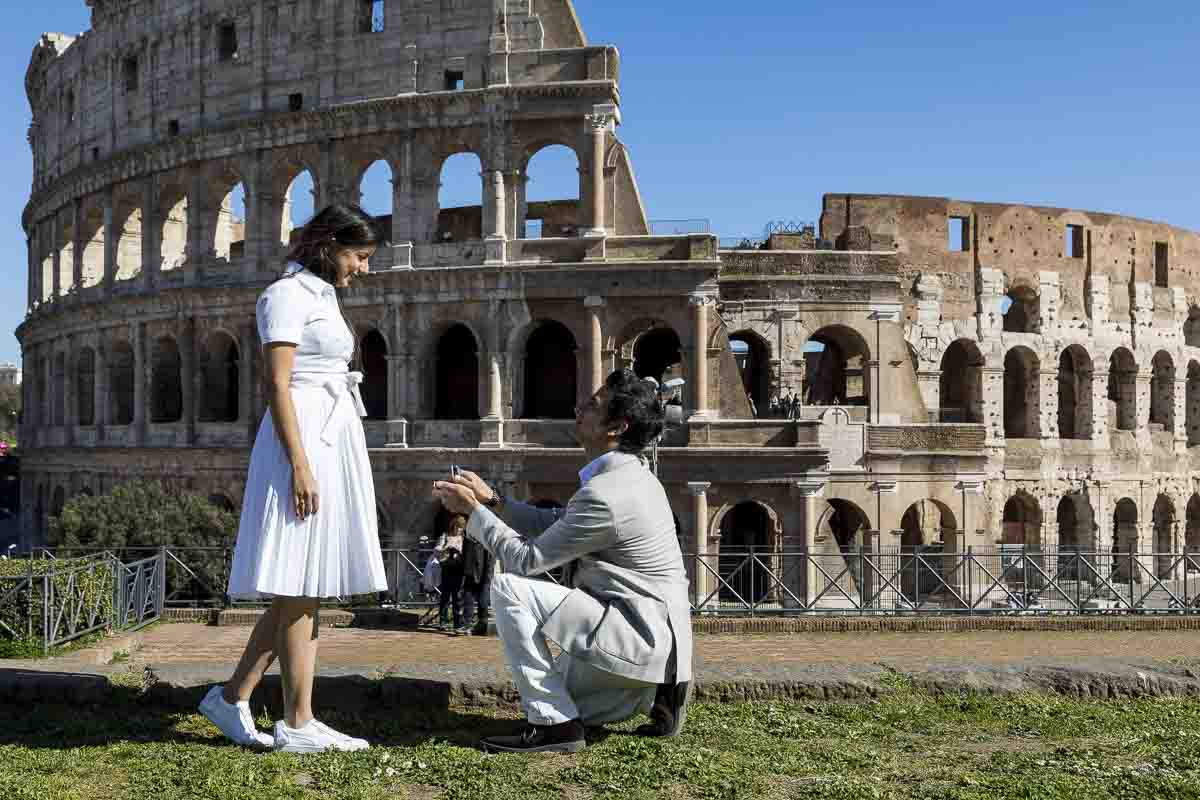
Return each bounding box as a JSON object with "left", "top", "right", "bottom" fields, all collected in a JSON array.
[
  {"left": 560, "top": 653, "right": 657, "bottom": 727},
  {"left": 491, "top": 573, "right": 577, "bottom": 725}
]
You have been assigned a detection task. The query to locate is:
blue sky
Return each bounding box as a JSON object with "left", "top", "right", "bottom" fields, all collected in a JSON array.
[{"left": 2, "top": 0, "right": 1197, "bottom": 364}]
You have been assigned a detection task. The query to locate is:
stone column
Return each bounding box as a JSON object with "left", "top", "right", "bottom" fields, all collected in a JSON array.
[
  {"left": 102, "top": 188, "right": 116, "bottom": 296},
  {"left": 795, "top": 479, "right": 826, "bottom": 609},
  {"left": 689, "top": 294, "right": 713, "bottom": 418},
  {"left": 480, "top": 347, "right": 505, "bottom": 449},
  {"left": 583, "top": 106, "right": 617, "bottom": 237},
  {"left": 981, "top": 366, "right": 1005, "bottom": 446},
  {"left": 1090, "top": 370, "right": 1111, "bottom": 449},
  {"left": 72, "top": 199, "right": 84, "bottom": 291},
  {"left": 132, "top": 321, "right": 146, "bottom": 445},
  {"left": 1173, "top": 377, "right": 1188, "bottom": 453},
  {"left": 140, "top": 178, "right": 156, "bottom": 290},
  {"left": 1039, "top": 368, "right": 1059, "bottom": 442},
  {"left": 484, "top": 169, "right": 507, "bottom": 265},
  {"left": 238, "top": 324, "right": 255, "bottom": 428},
  {"left": 1170, "top": 520, "right": 1185, "bottom": 581},
  {"left": 50, "top": 213, "right": 61, "bottom": 299},
  {"left": 687, "top": 482, "right": 711, "bottom": 609},
  {"left": 62, "top": 339, "right": 75, "bottom": 444},
  {"left": 1135, "top": 370, "right": 1153, "bottom": 435},
  {"left": 584, "top": 295, "right": 605, "bottom": 399}
]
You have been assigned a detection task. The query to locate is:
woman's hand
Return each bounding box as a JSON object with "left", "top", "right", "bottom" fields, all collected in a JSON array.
[
  {"left": 450, "top": 468, "right": 495, "bottom": 505},
  {"left": 293, "top": 463, "right": 320, "bottom": 521}
]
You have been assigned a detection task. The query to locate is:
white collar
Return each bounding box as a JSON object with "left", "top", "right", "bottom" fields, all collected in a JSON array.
[
  {"left": 286, "top": 262, "right": 336, "bottom": 298},
  {"left": 578, "top": 451, "right": 642, "bottom": 486}
]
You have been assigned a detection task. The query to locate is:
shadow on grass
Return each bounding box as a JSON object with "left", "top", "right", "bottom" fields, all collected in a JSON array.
[{"left": 0, "top": 668, "right": 567, "bottom": 751}]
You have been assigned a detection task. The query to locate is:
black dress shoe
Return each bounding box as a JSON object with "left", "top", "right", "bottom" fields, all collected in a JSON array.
[
  {"left": 481, "top": 719, "right": 586, "bottom": 753},
  {"left": 635, "top": 680, "right": 692, "bottom": 738}
]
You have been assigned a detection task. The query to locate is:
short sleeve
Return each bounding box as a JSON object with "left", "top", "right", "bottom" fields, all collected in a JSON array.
[{"left": 256, "top": 280, "right": 310, "bottom": 345}]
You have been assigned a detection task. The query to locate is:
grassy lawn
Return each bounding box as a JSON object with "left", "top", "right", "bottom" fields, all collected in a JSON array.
[{"left": 3, "top": 683, "right": 1200, "bottom": 799}]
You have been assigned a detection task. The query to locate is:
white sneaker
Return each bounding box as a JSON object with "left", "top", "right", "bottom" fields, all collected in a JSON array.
[
  {"left": 198, "top": 685, "right": 274, "bottom": 749},
  {"left": 273, "top": 719, "right": 370, "bottom": 753}
]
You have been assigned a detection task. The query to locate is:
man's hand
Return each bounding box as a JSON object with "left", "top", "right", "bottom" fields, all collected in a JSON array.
[
  {"left": 450, "top": 468, "right": 495, "bottom": 505},
  {"left": 432, "top": 480, "right": 482, "bottom": 516}
]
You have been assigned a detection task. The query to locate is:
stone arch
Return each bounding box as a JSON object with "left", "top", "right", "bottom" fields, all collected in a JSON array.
[
  {"left": 57, "top": 208, "right": 75, "bottom": 292},
  {"left": 282, "top": 169, "right": 317, "bottom": 244},
  {"left": 617, "top": 320, "right": 684, "bottom": 385},
  {"left": 1058, "top": 344, "right": 1093, "bottom": 440},
  {"left": 715, "top": 500, "right": 781, "bottom": 605},
  {"left": 939, "top": 338, "right": 984, "bottom": 423},
  {"left": 356, "top": 158, "right": 394, "bottom": 220},
  {"left": 51, "top": 352, "right": 65, "bottom": 426},
  {"left": 434, "top": 324, "right": 479, "bottom": 420},
  {"left": 1150, "top": 350, "right": 1176, "bottom": 432},
  {"left": 521, "top": 320, "right": 578, "bottom": 419},
  {"left": 1188, "top": 362, "right": 1200, "bottom": 446},
  {"left": 900, "top": 499, "right": 957, "bottom": 548},
  {"left": 150, "top": 335, "right": 182, "bottom": 423},
  {"left": 1112, "top": 497, "right": 1139, "bottom": 552},
  {"left": 1186, "top": 306, "right": 1200, "bottom": 347},
  {"left": 108, "top": 339, "right": 135, "bottom": 425},
  {"left": 522, "top": 143, "right": 583, "bottom": 238},
  {"left": 436, "top": 151, "right": 484, "bottom": 243},
  {"left": 198, "top": 331, "right": 239, "bottom": 423},
  {"left": 361, "top": 329, "right": 388, "bottom": 421},
  {"left": 1108, "top": 347, "right": 1138, "bottom": 432},
  {"left": 1003, "top": 284, "right": 1039, "bottom": 333},
  {"left": 805, "top": 325, "right": 869, "bottom": 406},
  {"left": 79, "top": 200, "right": 105, "bottom": 288},
  {"left": 1003, "top": 345, "right": 1040, "bottom": 439},
  {"left": 157, "top": 181, "right": 189, "bottom": 273},
  {"left": 1002, "top": 491, "right": 1042, "bottom": 548},
  {"left": 76, "top": 347, "right": 95, "bottom": 426},
  {"left": 1153, "top": 493, "right": 1176, "bottom": 578},
  {"left": 1056, "top": 493, "right": 1089, "bottom": 551},
  {"left": 113, "top": 189, "right": 143, "bottom": 282},
  {"left": 207, "top": 167, "right": 247, "bottom": 262},
  {"left": 729, "top": 329, "right": 771, "bottom": 416}
]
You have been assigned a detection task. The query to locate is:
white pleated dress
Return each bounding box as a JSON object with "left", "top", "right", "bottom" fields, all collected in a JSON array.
[{"left": 228, "top": 264, "right": 388, "bottom": 600}]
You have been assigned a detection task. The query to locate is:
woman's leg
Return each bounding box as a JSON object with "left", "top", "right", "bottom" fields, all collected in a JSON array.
[
  {"left": 274, "top": 596, "right": 321, "bottom": 729},
  {"left": 222, "top": 603, "right": 279, "bottom": 704}
]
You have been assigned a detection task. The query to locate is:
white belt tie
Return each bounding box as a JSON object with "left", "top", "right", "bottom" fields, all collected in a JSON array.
[{"left": 290, "top": 371, "right": 367, "bottom": 445}]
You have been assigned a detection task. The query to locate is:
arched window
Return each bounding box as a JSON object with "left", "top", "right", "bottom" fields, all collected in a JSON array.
[
  {"left": 1153, "top": 494, "right": 1175, "bottom": 578},
  {"left": 523, "top": 145, "right": 581, "bottom": 239},
  {"left": 213, "top": 178, "right": 247, "bottom": 261},
  {"left": 729, "top": 331, "right": 770, "bottom": 417},
  {"left": 436, "top": 153, "right": 483, "bottom": 243},
  {"left": 523, "top": 321, "right": 577, "bottom": 419},
  {"left": 76, "top": 348, "right": 95, "bottom": 426},
  {"left": 1002, "top": 285, "right": 1039, "bottom": 333},
  {"left": 52, "top": 353, "right": 65, "bottom": 426},
  {"left": 108, "top": 341, "right": 135, "bottom": 425},
  {"left": 805, "top": 326, "right": 870, "bottom": 406},
  {"left": 282, "top": 170, "right": 315, "bottom": 246},
  {"left": 1002, "top": 493, "right": 1041, "bottom": 548},
  {"left": 57, "top": 211, "right": 75, "bottom": 293},
  {"left": 899, "top": 499, "right": 956, "bottom": 598},
  {"left": 1186, "top": 307, "right": 1200, "bottom": 348},
  {"left": 198, "top": 332, "right": 239, "bottom": 423},
  {"left": 1057, "top": 495, "right": 1082, "bottom": 551},
  {"left": 1187, "top": 495, "right": 1200, "bottom": 555},
  {"left": 939, "top": 339, "right": 983, "bottom": 423},
  {"left": 158, "top": 184, "right": 189, "bottom": 273},
  {"left": 632, "top": 328, "right": 683, "bottom": 385},
  {"left": 1003, "top": 346, "right": 1040, "bottom": 439},
  {"left": 114, "top": 195, "right": 143, "bottom": 282},
  {"left": 434, "top": 325, "right": 479, "bottom": 419},
  {"left": 150, "top": 336, "right": 183, "bottom": 423},
  {"left": 718, "top": 501, "right": 774, "bottom": 604},
  {"left": 358, "top": 160, "right": 393, "bottom": 220},
  {"left": 1058, "top": 345, "right": 1093, "bottom": 440},
  {"left": 1108, "top": 348, "right": 1138, "bottom": 432},
  {"left": 361, "top": 330, "right": 388, "bottom": 420},
  {"left": 1188, "top": 361, "right": 1200, "bottom": 447},
  {"left": 1150, "top": 351, "right": 1176, "bottom": 432},
  {"left": 80, "top": 203, "right": 106, "bottom": 288}
]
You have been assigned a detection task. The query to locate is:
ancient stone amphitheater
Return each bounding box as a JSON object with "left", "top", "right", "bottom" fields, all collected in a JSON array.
[{"left": 19, "top": 0, "right": 1200, "bottom": 610}]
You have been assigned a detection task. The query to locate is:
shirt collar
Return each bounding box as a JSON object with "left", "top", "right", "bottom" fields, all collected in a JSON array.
[
  {"left": 286, "top": 262, "right": 336, "bottom": 298},
  {"left": 578, "top": 451, "right": 641, "bottom": 486}
]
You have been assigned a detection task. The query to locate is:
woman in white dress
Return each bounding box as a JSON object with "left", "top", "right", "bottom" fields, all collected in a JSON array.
[{"left": 198, "top": 204, "right": 389, "bottom": 753}]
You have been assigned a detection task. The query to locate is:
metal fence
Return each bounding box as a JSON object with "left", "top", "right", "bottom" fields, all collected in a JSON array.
[
  {"left": 17, "top": 546, "right": 1200, "bottom": 617},
  {"left": 1, "top": 550, "right": 165, "bottom": 652}
]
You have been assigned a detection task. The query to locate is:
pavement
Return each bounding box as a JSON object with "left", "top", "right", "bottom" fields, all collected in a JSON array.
[{"left": 5, "top": 623, "right": 1200, "bottom": 715}]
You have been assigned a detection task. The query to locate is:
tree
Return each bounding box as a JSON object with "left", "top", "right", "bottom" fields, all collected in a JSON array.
[
  {"left": 0, "top": 384, "right": 20, "bottom": 440},
  {"left": 49, "top": 481, "right": 238, "bottom": 604}
]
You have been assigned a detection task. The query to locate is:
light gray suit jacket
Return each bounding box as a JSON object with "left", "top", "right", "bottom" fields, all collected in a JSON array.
[{"left": 466, "top": 451, "right": 693, "bottom": 685}]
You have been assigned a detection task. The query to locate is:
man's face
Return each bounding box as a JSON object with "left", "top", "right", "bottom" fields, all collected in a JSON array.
[{"left": 574, "top": 387, "right": 619, "bottom": 449}]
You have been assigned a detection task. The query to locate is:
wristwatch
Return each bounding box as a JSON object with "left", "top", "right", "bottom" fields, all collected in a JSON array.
[{"left": 483, "top": 487, "right": 505, "bottom": 511}]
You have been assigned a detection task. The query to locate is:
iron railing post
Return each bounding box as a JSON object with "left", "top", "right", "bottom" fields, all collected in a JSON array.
[
  {"left": 25, "top": 555, "right": 33, "bottom": 642},
  {"left": 157, "top": 546, "right": 167, "bottom": 619}
]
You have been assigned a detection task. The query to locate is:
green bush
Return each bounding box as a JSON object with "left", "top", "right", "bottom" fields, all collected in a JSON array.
[
  {"left": 48, "top": 481, "right": 236, "bottom": 603},
  {"left": 0, "top": 556, "right": 116, "bottom": 650}
]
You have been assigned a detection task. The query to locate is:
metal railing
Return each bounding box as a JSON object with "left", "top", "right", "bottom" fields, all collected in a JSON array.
[{"left": 18, "top": 546, "right": 1200, "bottom": 618}]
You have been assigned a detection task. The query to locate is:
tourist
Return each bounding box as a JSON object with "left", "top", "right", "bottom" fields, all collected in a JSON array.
[
  {"left": 432, "top": 369, "right": 694, "bottom": 753},
  {"left": 434, "top": 514, "right": 467, "bottom": 632},
  {"left": 460, "top": 525, "right": 493, "bottom": 636},
  {"left": 199, "top": 204, "right": 388, "bottom": 753}
]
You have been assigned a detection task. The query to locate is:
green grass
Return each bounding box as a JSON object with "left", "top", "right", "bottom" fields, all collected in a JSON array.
[
  {"left": 4, "top": 687, "right": 1200, "bottom": 799},
  {"left": 0, "top": 629, "right": 109, "bottom": 659}
]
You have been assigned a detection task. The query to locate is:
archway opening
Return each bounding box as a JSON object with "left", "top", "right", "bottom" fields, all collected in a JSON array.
[
  {"left": 1058, "top": 345, "right": 1093, "bottom": 440},
  {"left": 1150, "top": 350, "right": 1176, "bottom": 431},
  {"left": 1187, "top": 495, "right": 1200, "bottom": 562},
  {"left": 282, "top": 170, "right": 315, "bottom": 246},
  {"left": 80, "top": 204, "right": 105, "bottom": 288},
  {"left": 361, "top": 330, "right": 388, "bottom": 421},
  {"left": 1108, "top": 348, "right": 1138, "bottom": 432},
  {"left": 804, "top": 326, "right": 868, "bottom": 406},
  {"left": 1188, "top": 362, "right": 1200, "bottom": 446},
  {"left": 436, "top": 152, "right": 484, "bottom": 243},
  {"left": 523, "top": 321, "right": 577, "bottom": 419},
  {"left": 1153, "top": 494, "right": 1175, "bottom": 578},
  {"left": 718, "top": 501, "right": 773, "bottom": 605},
  {"left": 899, "top": 500, "right": 955, "bottom": 599},
  {"left": 158, "top": 185, "right": 188, "bottom": 273},
  {"left": 434, "top": 325, "right": 479, "bottom": 419},
  {"left": 198, "top": 333, "right": 239, "bottom": 423},
  {"left": 1002, "top": 493, "right": 1041, "bottom": 548},
  {"left": 1003, "top": 346, "right": 1040, "bottom": 439},
  {"left": 214, "top": 180, "right": 246, "bottom": 262},
  {"left": 358, "top": 159, "right": 393, "bottom": 239},
  {"left": 730, "top": 331, "right": 770, "bottom": 417},
  {"left": 76, "top": 348, "right": 95, "bottom": 426},
  {"left": 1002, "top": 285, "right": 1039, "bottom": 333},
  {"left": 108, "top": 341, "right": 135, "bottom": 425},
  {"left": 939, "top": 339, "right": 983, "bottom": 423},
  {"left": 150, "top": 336, "right": 182, "bottom": 423},
  {"left": 523, "top": 144, "right": 581, "bottom": 239},
  {"left": 114, "top": 200, "right": 142, "bottom": 282},
  {"left": 52, "top": 353, "right": 65, "bottom": 426},
  {"left": 632, "top": 327, "right": 683, "bottom": 385},
  {"left": 1186, "top": 307, "right": 1200, "bottom": 347}
]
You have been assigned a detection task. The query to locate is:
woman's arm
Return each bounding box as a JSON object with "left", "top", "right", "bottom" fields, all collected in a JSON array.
[{"left": 263, "top": 343, "right": 318, "bottom": 520}]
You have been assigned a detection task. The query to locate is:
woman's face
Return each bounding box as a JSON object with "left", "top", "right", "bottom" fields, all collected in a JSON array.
[
  {"left": 450, "top": 518, "right": 466, "bottom": 535},
  {"left": 333, "top": 245, "right": 376, "bottom": 287}
]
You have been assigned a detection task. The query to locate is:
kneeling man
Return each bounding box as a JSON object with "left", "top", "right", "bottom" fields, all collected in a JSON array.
[{"left": 432, "top": 369, "right": 693, "bottom": 753}]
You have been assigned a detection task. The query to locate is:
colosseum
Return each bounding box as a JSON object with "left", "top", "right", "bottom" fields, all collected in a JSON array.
[{"left": 18, "top": 0, "right": 1200, "bottom": 610}]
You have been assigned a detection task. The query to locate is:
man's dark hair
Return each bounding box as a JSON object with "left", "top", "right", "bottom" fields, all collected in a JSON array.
[{"left": 603, "top": 369, "right": 666, "bottom": 454}]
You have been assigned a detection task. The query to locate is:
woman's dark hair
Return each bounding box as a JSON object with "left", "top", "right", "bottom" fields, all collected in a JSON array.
[
  {"left": 603, "top": 368, "right": 666, "bottom": 454},
  {"left": 285, "top": 203, "right": 385, "bottom": 284}
]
